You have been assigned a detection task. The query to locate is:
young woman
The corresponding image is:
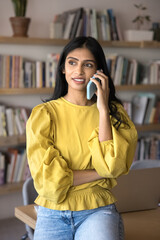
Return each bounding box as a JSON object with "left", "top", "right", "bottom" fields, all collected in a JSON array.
[{"left": 26, "top": 36, "right": 138, "bottom": 240}]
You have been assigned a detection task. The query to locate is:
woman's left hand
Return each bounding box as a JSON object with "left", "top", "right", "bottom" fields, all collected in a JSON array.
[{"left": 90, "top": 70, "right": 110, "bottom": 113}]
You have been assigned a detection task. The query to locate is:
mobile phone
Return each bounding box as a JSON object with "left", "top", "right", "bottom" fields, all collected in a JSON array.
[{"left": 87, "top": 75, "right": 101, "bottom": 100}]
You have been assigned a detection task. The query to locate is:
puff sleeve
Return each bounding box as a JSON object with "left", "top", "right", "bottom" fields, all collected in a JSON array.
[
  {"left": 88, "top": 104, "right": 138, "bottom": 178},
  {"left": 26, "top": 104, "right": 73, "bottom": 204}
]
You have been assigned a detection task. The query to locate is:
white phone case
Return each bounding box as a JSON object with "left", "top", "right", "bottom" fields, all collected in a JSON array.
[
  {"left": 87, "top": 80, "right": 97, "bottom": 100},
  {"left": 87, "top": 76, "right": 100, "bottom": 100}
]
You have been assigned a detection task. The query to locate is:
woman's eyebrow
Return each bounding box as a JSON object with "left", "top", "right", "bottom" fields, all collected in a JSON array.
[{"left": 67, "top": 57, "right": 96, "bottom": 63}]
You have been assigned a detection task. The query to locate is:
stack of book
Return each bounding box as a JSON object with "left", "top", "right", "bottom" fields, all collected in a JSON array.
[
  {"left": 0, "top": 52, "right": 159, "bottom": 89},
  {"left": 0, "top": 105, "right": 29, "bottom": 137},
  {"left": 122, "top": 94, "right": 160, "bottom": 125},
  {"left": 134, "top": 135, "right": 160, "bottom": 161},
  {"left": 106, "top": 55, "right": 160, "bottom": 86},
  {"left": 0, "top": 148, "right": 30, "bottom": 185},
  {"left": 149, "top": 60, "right": 160, "bottom": 84},
  {"left": 106, "top": 54, "right": 144, "bottom": 86},
  {"left": 132, "top": 93, "right": 160, "bottom": 125},
  {"left": 0, "top": 152, "right": 5, "bottom": 185},
  {"left": 50, "top": 7, "right": 123, "bottom": 41},
  {"left": 0, "top": 53, "right": 60, "bottom": 89}
]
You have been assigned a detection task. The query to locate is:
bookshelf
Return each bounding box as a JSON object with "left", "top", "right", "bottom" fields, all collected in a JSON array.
[
  {"left": 0, "top": 36, "right": 160, "bottom": 48},
  {"left": 0, "top": 84, "right": 160, "bottom": 96},
  {"left": 0, "top": 181, "right": 23, "bottom": 195},
  {"left": 0, "top": 134, "right": 26, "bottom": 148},
  {"left": 136, "top": 123, "right": 160, "bottom": 132},
  {"left": 116, "top": 84, "right": 160, "bottom": 92},
  {"left": 0, "top": 87, "right": 53, "bottom": 95},
  {"left": 0, "top": 36, "right": 160, "bottom": 195}
]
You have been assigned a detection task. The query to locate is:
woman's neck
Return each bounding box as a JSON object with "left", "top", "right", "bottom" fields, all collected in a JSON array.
[{"left": 64, "top": 92, "right": 95, "bottom": 106}]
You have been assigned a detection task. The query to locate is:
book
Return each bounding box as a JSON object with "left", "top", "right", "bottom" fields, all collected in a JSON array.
[
  {"left": 15, "top": 108, "right": 25, "bottom": 135},
  {"left": 131, "top": 59, "right": 138, "bottom": 85},
  {"left": 16, "top": 149, "right": 27, "bottom": 182},
  {"left": 127, "top": 60, "right": 134, "bottom": 85},
  {"left": 36, "top": 61, "right": 43, "bottom": 88},
  {"left": 104, "top": 10, "right": 111, "bottom": 40},
  {"left": 114, "top": 56, "right": 124, "bottom": 85},
  {"left": 0, "top": 105, "right": 7, "bottom": 137},
  {"left": 13, "top": 55, "right": 20, "bottom": 88},
  {"left": 5, "top": 108, "right": 15, "bottom": 136},
  {"left": 46, "top": 53, "right": 59, "bottom": 87},
  {"left": 107, "top": 9, "right": 119, "bottom": 40},
  {"left": 18, "top": 56, "right": 24, "bottom": 88},
  {"left": 21, "top": 107, "right": 29, "bottom": 125},
  {"left": 6, "top": 148, "right": 18, "bottom": 183},
  {"left": 152, "top": 100, "right": 160, "bottom": 123},
  {"left": 123, "top": 101, "right": 132, "bottom": 119},
  {"left": 5, "top": 55, "right": 10, "bottom": 88},
  {"left": 132, "top": 93, "right": 150, "bottom": 124},
  {"left": 85, "top": 8, "right": 91, "bottom": 36},
  {"left": 23, "top": 60, "right": 33, "bottom": 88},
  {"left": 90, "top": 9, "right": 98, "bottom": 39},
  {"left": 99, "top": 10, "right": 107, "bottom": 41},
  {"left": 1, "top": 55, "right": 6, "bottom": 88},
  {"left": 98, "top": 10, "right": 111, "bottom": 41},
  {"left": 115, "top": 16, "right": 123, "bottom": 41},
  {"left": 0, "top": 153, "right": 5, "bottom": 185},
  {"left": 143, "top": 93, "right": 156, "bottom": 124},
  {"left": 63, "top": 12, "right": 76, "bottom": 39},
  {"left": 106, "top": 53, "right": 118, "bottom": 80},
  {"left": 50, "top": 14, "right": 63, "bottom": 39},
  {"left": 121, "top": 57, "right": 129, "bottom": 85},
  {"left": 12, "top": 152, "right": 22, "bottom": 182},
  {"left": 70, "top": 8, "right": 84, "bottom": 38},
  {"left": 78, "top": 9, "right": 88, "bottom": 37},
  {"left": 0, "top": 55, "right": 3, "bottom": 88},
  {"left": 96, "top": 12, "right": 103, "bottom": 40},
  {"left": 149, "top": 60, "right": 160, "bottom": 84}
]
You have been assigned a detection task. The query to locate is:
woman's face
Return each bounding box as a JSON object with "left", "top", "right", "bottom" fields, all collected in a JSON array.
[{"left": 63, "top": 47, "right": 97, "bottom": 93}]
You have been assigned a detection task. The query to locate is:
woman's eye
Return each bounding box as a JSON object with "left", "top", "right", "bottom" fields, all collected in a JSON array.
[
  {"left": 68, "top": 60, "right": 76, "bottom": 66},
  {"left": 85, "top": 63, "right": 93, "bottom": 68}
]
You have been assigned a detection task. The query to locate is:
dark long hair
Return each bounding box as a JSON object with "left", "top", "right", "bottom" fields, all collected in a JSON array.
[{"left": 47, "top": 36, "right": 126, "bottom": 128}]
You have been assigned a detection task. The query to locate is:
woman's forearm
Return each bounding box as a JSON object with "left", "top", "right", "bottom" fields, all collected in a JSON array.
[
  {"left": 99, "top": 109, "right": 113, "bottom": 142},
  {"left": 73, "top": 170, "right": 104, "bottom": 186}
]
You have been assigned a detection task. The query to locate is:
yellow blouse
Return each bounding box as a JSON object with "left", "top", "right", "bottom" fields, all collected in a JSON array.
[{"left": 26, "top": 97, "right": 138, "bottom": 211}]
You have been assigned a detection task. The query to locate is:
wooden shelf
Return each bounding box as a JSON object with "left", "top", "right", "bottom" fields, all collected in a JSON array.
[
  {"left": 0, "top": 134, "right": 26, "bottom": 147},
  {"left": 0, "top": 181, "right": 23, "bottom": 195},
  {"left": 0, "top": 36, "right": 69, "bottom": 46},
  {"left": 0, "top": 87, "right": 53, "bottom": 95},
  {"left": 0, "top": 84, "right": 160, "bottom": 96},
  {"left": 0, "top": 36, "right": 160, "bottom": 48},
  {"left": 136, "top": 123, "right": 160, "bottom": 132},
  {"left": 116, "top": 84, "right": 160, "bottom": 92}
]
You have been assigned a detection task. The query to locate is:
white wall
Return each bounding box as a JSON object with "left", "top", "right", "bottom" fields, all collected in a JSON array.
[
  {"left": 0, "top": 192, "right": 23, "bottom": 219},
  {"left": 0, "top": 0, "right": 160, "bottom": 219},
  {"left": 0, "top": 0, "right": 160, "bottom": 38}
]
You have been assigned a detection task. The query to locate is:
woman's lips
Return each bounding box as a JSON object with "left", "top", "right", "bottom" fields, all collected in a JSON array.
[{"left": 72, "top": 78, "right": 85, "bottom": 83}]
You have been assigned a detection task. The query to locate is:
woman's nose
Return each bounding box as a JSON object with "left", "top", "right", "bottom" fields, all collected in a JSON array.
[{"left": 75, "top": 64, "right": 84, "bottom": 74}]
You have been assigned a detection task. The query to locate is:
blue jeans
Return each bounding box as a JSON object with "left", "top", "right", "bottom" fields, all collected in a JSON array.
[{"left": 34, "top": 204, "right": 124, "bottom": 240}]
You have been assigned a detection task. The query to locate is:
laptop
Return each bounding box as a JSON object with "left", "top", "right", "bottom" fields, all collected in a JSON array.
[{"left": 111, "top": 167, "right": 160, "bottom": 213}]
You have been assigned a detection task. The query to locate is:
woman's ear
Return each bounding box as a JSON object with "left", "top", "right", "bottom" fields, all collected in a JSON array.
[{"left": 62, "top": 69, "right": 65, "bottom": 74}]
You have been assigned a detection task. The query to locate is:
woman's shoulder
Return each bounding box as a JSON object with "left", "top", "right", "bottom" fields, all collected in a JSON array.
[
  {"left": 111, "top": 101, "right": 124, "bottom": 113},
  {"left": 32, "top": 98, "right": 62, "bottom": 112}
]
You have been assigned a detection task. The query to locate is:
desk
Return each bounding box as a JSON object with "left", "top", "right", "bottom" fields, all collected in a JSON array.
[
  {"left": 15, "top": 205, "right": 160, "bottom": 240},
  {"left": 15, "top": 204, "right": 36, "bottom": 230}
]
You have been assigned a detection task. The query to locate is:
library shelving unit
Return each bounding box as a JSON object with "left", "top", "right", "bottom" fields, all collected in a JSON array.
[
  {"left": 0, "top": 36, "right": 160, "bottom": 195},
  {"left": 0, "top": 134, "right": 26, "bottom": 148},
  {"left": 0, "top": 181, "right": 24, "bottom": 195}
]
